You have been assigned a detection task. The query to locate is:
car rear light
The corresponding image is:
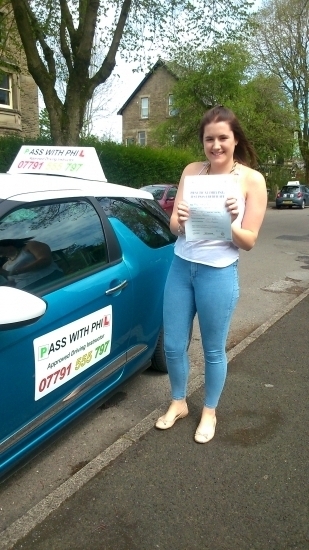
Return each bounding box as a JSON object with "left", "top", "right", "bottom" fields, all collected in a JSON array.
[
  {"left": 297, "top": 192, "right": 303, "bottom": 197},
  {"left": 276, "top": 192, "right": 281, "bottom": 197}
]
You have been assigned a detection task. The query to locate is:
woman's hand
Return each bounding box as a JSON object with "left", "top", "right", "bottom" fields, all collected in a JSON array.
[
  {"left": 177, "top": 201, "right": 190, "bottom": 224},
  {"left": 225, "top": 197, "right": 239, "bottom": 223}
]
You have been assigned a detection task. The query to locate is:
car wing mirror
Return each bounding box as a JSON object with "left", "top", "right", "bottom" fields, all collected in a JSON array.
[{"left": 0, "top": 287, "right": 47, "bottom": 330}]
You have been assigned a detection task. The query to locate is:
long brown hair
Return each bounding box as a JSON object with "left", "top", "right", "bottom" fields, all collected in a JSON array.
[
  {"left": 199, "top": 105, "right": 257, "bottom": 168},
  {"left": 0, "top": 238, "right": 33, "bottom": 249}
]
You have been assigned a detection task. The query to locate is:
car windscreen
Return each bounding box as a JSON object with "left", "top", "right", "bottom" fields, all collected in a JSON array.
[
  {"left": 149, "top": 188, "right": 165, "bottom": 200},
  {"left": 281, "top": 186, "right": 299, "bottom": 193}
]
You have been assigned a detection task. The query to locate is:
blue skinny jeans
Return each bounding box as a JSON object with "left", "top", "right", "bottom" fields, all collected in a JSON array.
[{"left": 163, "top": 254, "right": 239, "bottom": 409}]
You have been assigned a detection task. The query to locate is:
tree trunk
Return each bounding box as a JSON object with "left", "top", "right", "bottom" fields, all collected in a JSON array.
[
  {"left": 9, "top": 0, "right": 132, "bottom": 145},
  {"left": 304, "top": 159, "right": 309, "bottom": 185}
]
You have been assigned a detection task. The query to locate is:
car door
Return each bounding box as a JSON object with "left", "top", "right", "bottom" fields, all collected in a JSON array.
[
  {"left": 97, "top": 196, "right": 176, "bottom": 359},
  {"left": 0, "top": 198, "right": 133, "bottom": 474}
]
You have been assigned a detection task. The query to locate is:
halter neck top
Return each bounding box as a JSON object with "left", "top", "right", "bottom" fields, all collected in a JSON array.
[{"left": 174, "top": 163, "right": 245, "bottom": 267}]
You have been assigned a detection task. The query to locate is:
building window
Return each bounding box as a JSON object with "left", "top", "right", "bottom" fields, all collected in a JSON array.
[
  {"left": 138, "top": 131, "right": 146, "bottom": 146},
  {"left": 126, "top": 137, "right": 135, "bottom": 146},
  {"left": 0, "top": 73, "right": 12, "bottom": 108},
  {"left": 168, "top": 94, "right": 178, "bottom": 117},
  {"left": 140, "top": 97, "right": 149, "bottom": 119}
]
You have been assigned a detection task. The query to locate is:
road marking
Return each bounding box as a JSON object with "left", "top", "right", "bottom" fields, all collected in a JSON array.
[{"left": 1, "top": 286, "right": 309, "bottom": 550}]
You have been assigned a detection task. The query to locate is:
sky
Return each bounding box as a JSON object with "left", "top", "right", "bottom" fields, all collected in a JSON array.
[
  {"left": 91, "top": 0, "right": 264, "bottom": 142},
  {"left": 93, "top": 58, "right": 147, "bottom": 142}
]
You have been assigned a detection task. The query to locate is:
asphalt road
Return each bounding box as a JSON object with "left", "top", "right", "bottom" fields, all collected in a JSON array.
[{"left": 1, "top": 204, "right": 309, "bottom": 545}]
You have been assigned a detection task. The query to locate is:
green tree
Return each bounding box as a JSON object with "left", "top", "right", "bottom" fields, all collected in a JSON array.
[
  {"left": 39, "top": 108, "right": 51, "bottom": 139},
  {"left": 0, "top": 0, "right": 252, "bottom": 145},
  {"left": 155, "top": 43, "right": 295, "bottom": 164},
  {"left": 154, "top": 42, "right": 251, "bottom": 152},
  {"left": 234, "top": 74, "right": 295, "bottom": 163},
  {"left": 251, "top": 0, "right": 309, "bottom": 182}
]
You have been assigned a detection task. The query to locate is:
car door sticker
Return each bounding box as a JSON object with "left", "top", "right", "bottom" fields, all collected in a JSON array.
[{"left": 33, "top": 306, "right": 112, "bottom": 400}]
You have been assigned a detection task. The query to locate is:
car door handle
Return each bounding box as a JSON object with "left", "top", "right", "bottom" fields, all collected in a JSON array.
[{"left": 105, "top": 280, "right": 128, "bottom": 295}]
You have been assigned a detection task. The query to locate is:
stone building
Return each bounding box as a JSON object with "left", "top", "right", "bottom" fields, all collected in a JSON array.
[
  {"left": 0, "top": 8, "right": 39, "bottom": 138},
  {"left": 117, "top": 59, "right": 179, "bottom": 147}
]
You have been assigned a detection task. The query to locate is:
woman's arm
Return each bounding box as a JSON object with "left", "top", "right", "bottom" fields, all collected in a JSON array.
[{"left": 228, "top": 170, "right": 267, "bottom": 251}]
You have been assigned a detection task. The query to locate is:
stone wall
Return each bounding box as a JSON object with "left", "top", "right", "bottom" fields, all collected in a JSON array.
[{"left": 0, "top": 8, "right": 39, "bottom": 139}]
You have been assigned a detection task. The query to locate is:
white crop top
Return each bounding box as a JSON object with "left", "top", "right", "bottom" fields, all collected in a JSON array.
[{"left": 174, "top": 163, "right": 245, "bottom": 268}]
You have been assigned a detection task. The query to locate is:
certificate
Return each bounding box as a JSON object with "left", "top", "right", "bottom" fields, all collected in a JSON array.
[{"left": 183, "top": 174, "right": 237, "bottom": 241}]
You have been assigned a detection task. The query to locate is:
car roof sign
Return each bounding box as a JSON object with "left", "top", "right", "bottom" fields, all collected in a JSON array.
[
  {"left": 287, "top": 180, "right": 300, "bottom": 185},
  {"left": 7, "top": 145, "right": 107, "bottom": 182}
]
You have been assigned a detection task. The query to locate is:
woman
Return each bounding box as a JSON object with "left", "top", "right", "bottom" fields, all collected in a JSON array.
[
  {"left": 0, "top": 238, "right": 62, "bottom": 290},
  {"left": 155, "top": 105, "right": 267, "bottom": 443}
]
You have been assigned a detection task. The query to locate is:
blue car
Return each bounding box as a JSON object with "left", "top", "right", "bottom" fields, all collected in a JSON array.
[{"left": 0, "top": 159, "right": 175, "bottom": 480}]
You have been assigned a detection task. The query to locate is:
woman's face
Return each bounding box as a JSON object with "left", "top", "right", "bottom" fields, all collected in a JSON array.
[{"left": 203, "top": 120, "right": 238, "bottom": 169}]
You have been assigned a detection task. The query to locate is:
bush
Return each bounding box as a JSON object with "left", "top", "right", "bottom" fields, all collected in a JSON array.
[
  {"left": 0, "top": 136, "right": 196, "bottom": 187},
  {"left": 0, "top": 135, "right": 53, "bottom": 173},
  {"left": 81, "top": 138, "right": 196, "bottom": 187}
]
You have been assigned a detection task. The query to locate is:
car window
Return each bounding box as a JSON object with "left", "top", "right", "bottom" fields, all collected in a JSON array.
[
  {"left": 0, "top": 200, "right": 108, "bottom": 295},
  {"left": 150, "top": 188, "right": 165, "bottom": 200},
  {"left": 97, "top": 197, "right": 176, "bottom": 248},
  {"left": 281, "top": 186, "right": 299, "bottom": 193},
  {"left": 166, "top": 188, "right": 177, "bottom": 200}
]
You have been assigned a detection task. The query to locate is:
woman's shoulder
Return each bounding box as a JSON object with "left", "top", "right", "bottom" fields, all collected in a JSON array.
[
  {"left": 182, "top": 161, "right": 207, "bottom": 175},
  {"left": 239, "top": 164, "right": 266, "bottom": 187}
]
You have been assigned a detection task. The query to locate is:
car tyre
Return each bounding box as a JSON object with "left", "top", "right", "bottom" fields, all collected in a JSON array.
[
  {"left": 300, "top": 200, "right": 305, "bottom": 209},
  {"left": 151, "top": 325, "right": 193, "bottom": 372},
  {"left": 276, "top": 205, "right": 281, "bottom": 209},
  {"left": 151, "top": 329, "right": 167, "bottom": 372}
]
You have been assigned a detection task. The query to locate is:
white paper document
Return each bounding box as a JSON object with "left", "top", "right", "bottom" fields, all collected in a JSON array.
[{"left": 183, "top": 174, "right": 237, "bottom": 241}]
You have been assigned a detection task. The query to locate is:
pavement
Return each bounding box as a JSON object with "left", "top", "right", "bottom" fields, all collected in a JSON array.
[{"left": 2, "top": 292, "right": 309, "bottom": 550}]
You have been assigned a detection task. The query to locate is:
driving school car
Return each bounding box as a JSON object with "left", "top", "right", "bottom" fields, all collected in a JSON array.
[
  {"left": 275, "top": 181, "right": 309, "bottom": 209},
  {"left": 0, "top": 146, "right": 175, "bottom": 480}
]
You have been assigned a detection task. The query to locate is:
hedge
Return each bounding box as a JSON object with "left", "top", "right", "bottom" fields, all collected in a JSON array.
[{"left": 0, "top": 136, "right": 197, "bottom": 187}]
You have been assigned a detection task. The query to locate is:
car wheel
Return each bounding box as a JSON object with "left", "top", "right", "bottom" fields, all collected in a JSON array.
[
  {"left": 289, "top": 205, "right": 293, "bottom": 209},
  {"left": 300, "top": 200, "right": 305, "bottom": 209},
  {"left": 151, "top": 325, "right": 193, "bottom": 372},
  {"left": 151, "top": 329, "right": 167, "bottom": 372},
  {"left": 276, "top": 205, "right": 281, "bottom": 209}
]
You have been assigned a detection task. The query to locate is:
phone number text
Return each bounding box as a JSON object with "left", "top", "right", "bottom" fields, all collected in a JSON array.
[
  {"left": 38, "top": 363, "right": 72, "bottom": 393},
  {"left": 17, "top": 160, "right": 83, "bottom": 172},
  {"left": 75, "top": 341, "right": 110, "bottom": 370}
]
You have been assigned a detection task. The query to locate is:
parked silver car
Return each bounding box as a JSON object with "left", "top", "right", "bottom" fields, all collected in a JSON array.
[{"left": 276, "top": 182, "right": 309, "bottom": 209}]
